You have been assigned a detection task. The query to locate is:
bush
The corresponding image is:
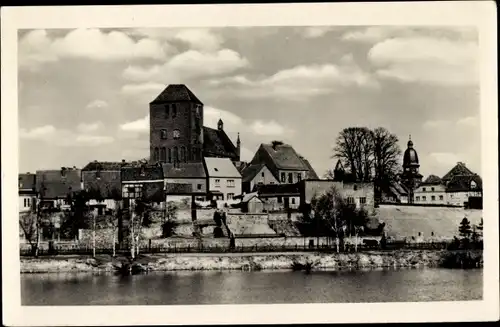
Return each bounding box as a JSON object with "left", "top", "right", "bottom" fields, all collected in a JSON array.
[{"left": 162, "top": 220, "right": 178, "bottom": 237}]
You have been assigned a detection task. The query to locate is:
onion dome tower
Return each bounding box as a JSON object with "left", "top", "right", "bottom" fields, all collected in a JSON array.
[{"left": 402, "top": 135, "right": 423, "bottom": 203}]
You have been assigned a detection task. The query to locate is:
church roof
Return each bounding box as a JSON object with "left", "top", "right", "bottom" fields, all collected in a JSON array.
[
  {"left": 202, "top": 126, "right": 238, "bottom": 159},
  {"left": 150, "top": 84, "right": 203, "bottom": 105},
  {"left": 422, "top": 174, "right": 442, "bottom": 185},
  {"left": 442, "top": 162, "right": 475, "bottom": 182}
]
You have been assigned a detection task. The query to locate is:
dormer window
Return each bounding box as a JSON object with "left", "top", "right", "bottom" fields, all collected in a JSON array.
[
  {"left": 140, "top": 167, "right": 146, "bottom": 177},
  {"left": 470, "top": 180, "right": 477, "bottom": 189},
  {"left": 173, "top": 129, "right": 180, "bottom": 139},
  {"left": 96, "top": 170, "right": 101, "bottom": 180},
  {"left": 161, "top": 129, "right": 168, "bottom": 139}
]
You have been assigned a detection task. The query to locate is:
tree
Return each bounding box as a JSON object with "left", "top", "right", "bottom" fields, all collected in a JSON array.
[
  {"left": 351, "top": 208, "right": 369, "bottom": 252},
  {"left": 162, "top": 201, "right": 179, "bottom": 237},
  {"left": 459, "top": 217, "right": 472, "bottom": 238},
  {"left": 333, "top": 127, "right": 374, "bottom": 182},
  {"left": 19, "top": 212, "right": 38, "bottom": 255},
  {"left": 372, "top": 127, "right": 402, "bottom": 203},
  {"left": 60, "top": 190, "right": 91, "bottom": 240}
]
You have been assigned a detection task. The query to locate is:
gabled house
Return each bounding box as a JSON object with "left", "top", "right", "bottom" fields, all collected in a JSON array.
[
  {"left": 250, "top": 142, "right": 318, "bottom": 184},
  {"left": 35, "top": 167, "right": 82, "bottom": 210},
  {"left": 204, "top": 157, "right": 242, "bottom": 206},
  {"left": 121, "top": 164, "right": 165, "bottom": 206},
  {"left": 19, "top": 172, "right": 36, "bottom": 213},
  {"left": 446, "top": 174, "right": 482, "bottom": 207},
  {"left": 441, "top": 162, "right": 475, "bottom": 184},
  {"left": 162, "top": 162, "right": 208, "bottom": 199},
  {"left": 414, "top": 174, "right": 446, "bottom": 205},
  {"left": 241, "top": 163, "right": 279, "bottom": 194},
  {"left": 82, "top": 161, "right": 122, "bottom": 213}
]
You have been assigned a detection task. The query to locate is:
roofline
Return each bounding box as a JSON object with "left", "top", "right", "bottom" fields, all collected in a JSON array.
[
  {"left": 122, "top": 179, "right": 164, "bottom": 183},
  {"left": 164, "top": 176, "right": 206, "bottom": 180},
  {"left": 209, "top": 176, "right": 242, "bottom": 179}
]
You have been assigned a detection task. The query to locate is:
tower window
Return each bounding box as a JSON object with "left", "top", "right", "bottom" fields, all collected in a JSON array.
[
  {"left": 172, "top": 104, "right": 177, "bottom": 118},
  {"left": 161, "top": 129, "right": 168, "bottom": 139},
  {"left": 173, "top": 130, "right": 180, "bottom": 139},
  {"left": 165, "top": 105, "right": 169, "bottom": 118},
  {"left": 160, "top": 147, "right": 166, "bottom": 162},
  {"left": 154, "top": 148, "right": 159, "bottom": 162},
  {"left": 180, "top": 146, "right": 186, "bottom": 163},
  {"left": 173, "top": 147, "right": 178, "bottom": 163},
  {"left": 168, "top": 148, "right": 172, "bottom": 163}
]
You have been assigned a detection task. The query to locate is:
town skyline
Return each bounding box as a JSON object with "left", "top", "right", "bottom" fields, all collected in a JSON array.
[{"left": 18, "top": 26, "right": 481, "bottom": 178}]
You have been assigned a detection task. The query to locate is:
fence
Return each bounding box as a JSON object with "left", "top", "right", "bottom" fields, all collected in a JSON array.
[{"left": 20, "top": 240, "right": 456, "bottom": 256}]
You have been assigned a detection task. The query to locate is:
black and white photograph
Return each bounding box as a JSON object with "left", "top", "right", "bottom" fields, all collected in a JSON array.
[{"left": 2, "top": 2, "right": 498, "bottom": 326}]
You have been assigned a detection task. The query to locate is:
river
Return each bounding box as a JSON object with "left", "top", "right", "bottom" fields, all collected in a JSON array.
[{"left": 21, "top": 268, "right": 482, "bottom": 305}]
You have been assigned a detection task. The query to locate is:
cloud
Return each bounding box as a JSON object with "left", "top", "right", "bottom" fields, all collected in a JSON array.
[
  {"left": 423, "top": 120, "right": 452, "bottom": 129},
  {"left": 121, "top": 83, "right": 165, "bottom": 98},
  {"left": 368, "top": 36, "right": 478, "bottom": 85},
  {"left": 302, "top": 26, "right": 334, "bottom": 38},
  {"left": 428, "top": 152, "right": 461, "bottom": 167},
  {"left": 457, "top": 116, "right": 479, "bottom": 127},
  {"left": 174, "top": 29, "right": 223, "bottom": 51},
  {"left": 122, "top": 49, "right": 249, "bottom": 84},
  {"left": 206, "top": 58, "right": 378, "bottom": 100},
  {"left": 424, "top": 116, "right": 480, "bottom": 129},
  {"left": 119, "top": 115, "right": 149, "bottom": 133},
  {"left": 86, "top": 99, "right": 109, "bottom": 110},
  {"left": 20, "top": 125, "right": 114, "bottom": 147},
  {"left": 19, "top": 28, "right": 170, "bottom": 70},
  {"left": 77, "top": 122, "right": 102, "bottom": 133},
  {"left": 251, "top": 120, "right": 288, "bottom": 136},
  {"left": 204, "top": 106, "right": 243, "bottom": 132}
]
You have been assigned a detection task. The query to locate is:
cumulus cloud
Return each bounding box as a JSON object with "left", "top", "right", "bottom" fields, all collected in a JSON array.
[
  {"left": 368, "top": 36, "right": 478, "bottom": 85},
  {"left": 119, "top": 115, "right": 149, "bottom": 133},
  {"left": 302, "top": 26, "right": 334, "bottom": 38},
  {"left": 20, "top": 125, "right": 113, "bottom": 146},
  {"left": 86, "top": 99, "right": 109, "bottom": 110},
  {"left": 77, "top": 122, "right": 102, "bottom": 133},
  {"left": 122, "top": 49, "right": 249, "bottom": 84},
  {"left": 128, "top": 27, "right": 223, "bottom": 51},
  {"left": 206, "top": 57, "right": 378, "bottom": 100},
  {"left": 19, "top": 28, "right": 170, "bottom": 70},
  {"left": 342, "top": 26, "right": 477, "bottom": 43}
]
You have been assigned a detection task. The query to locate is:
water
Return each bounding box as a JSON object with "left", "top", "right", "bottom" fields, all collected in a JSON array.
[{"left": 21, "top": 268, "right": 482, "bottom": 305}]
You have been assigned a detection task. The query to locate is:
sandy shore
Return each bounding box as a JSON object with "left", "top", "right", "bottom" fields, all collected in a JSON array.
[{"left": 20, "top": 250, "right": 482, "bottom": 273}]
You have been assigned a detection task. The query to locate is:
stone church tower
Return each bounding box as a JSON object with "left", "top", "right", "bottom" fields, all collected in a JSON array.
[
  {"left": 149, "top": 84, "right": 204, "bottom": 164},
  {"left": 401, "top": 135, "right": 423, "bottom": 203}
]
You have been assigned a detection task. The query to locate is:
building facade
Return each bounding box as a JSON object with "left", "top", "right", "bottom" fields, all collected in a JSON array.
[
  {"left": 204, "top": 157, "right": 242, "bottom": 206},
  {"left": 414, "top": 175, "right": 447, "bottom": 205},
  {"left": 82, "top": 161, "right": 123, "bottom": 212},
  {"left": 241, "top": 163, "right": 279, "bottom": 193},
  {"left": 19, "top": 173, "right": 36, "bottom": 213},
  {"left": 162, "top": 162, "right": 208, "bottom": 198},
  {"left": 36, "top": 167, "right": 82, "bottom": 209}
]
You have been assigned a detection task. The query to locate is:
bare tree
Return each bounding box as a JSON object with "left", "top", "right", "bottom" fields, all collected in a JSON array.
[
  {"left": 19, "top": 212, "right": 38, "bottom": 255},
  {"left": 333, "top": 127, "right": 374, "bottom": 182},
  {"left": 372, "top": 127, "right": 402, "bottom": 202}
]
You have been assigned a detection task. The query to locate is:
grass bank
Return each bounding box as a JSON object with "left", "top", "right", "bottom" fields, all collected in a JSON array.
[{"left": 20, "top": 249, "right": 483, "bottom": 273}]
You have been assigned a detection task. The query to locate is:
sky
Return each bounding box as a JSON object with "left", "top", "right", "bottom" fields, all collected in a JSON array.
[{"left": 18, "top": 26, "right": 481, "bottom": 179}]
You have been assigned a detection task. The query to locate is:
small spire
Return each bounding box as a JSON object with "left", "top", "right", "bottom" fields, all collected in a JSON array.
[{"left": 409, "top": 134, "right": 411, "bottom": 141}]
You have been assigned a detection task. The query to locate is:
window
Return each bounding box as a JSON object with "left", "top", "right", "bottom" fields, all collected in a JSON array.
[
  {"left": 431, "top": 196, "right": 436, "bottom": 201},
  {"left": 297, "top": 173, "right": 302, "bottom": 182},
  {"left": 261, "top": 172, "right": 265, "bottom": 177},
  {"left": 172, "top": 103, "right": 177, "bottom": 118},
  {"left": 161, "top": 129, "right": 168, "bottom": 139},
  {"left": 416, "top": 196, "right": 420, "bottom": 201},
  {"left": 347, "top": 197, "right": 355, "bottom": 205},
  {"left": 165, "top": 105, "right": 170, "bottom": 118},
  {"left": 470, "top": 181, "right": 477, "bottom": 189},
  {"left": 24, "top": 198, "right": 30, "bottom": 208},
  {"left": 227, "top": 193, "right": 234, "bottom": 200},
  {"left": 270, "top": 182, "right": 275, "bottom": 184},
  {"left": 173, "top": 147, "right": 178, "bottom": 163},
  {"left": 423, "top": 187, "right": 426, "bottom": 191},
  {"left": 140, "top": 167, "right": 146, "bottom": 177},
  {"left": 154, "top": 148, "right": 159, "bottom": 162},
  {"left": 281, "top": 173, "right": 285, "bottom": 182},
  {"left": 359, "top": 197, "right": 366, "bottom": 204},
  {"left": 277, "top": 197, "right": 283, "bottom": 203},
  {"left": 97, "top": 207, "right": 103, "bottom": 216},
  {"left": 160, "top": 148, "right": 166, "bottom": 162},
  {"left": 123, "top": 184, "right": 142, "bottom": 198},
  {"left": 168, "top": 148, "right": 172, "bottom": 163},
  {"left": 215, "top": 179, "right": 220, "bottom": 187},
  {"left": 227, "top": 180, "right": 235, "bottom": 187},
  {"left": 353, "top": 185, "right": 358, "bottom": 191},
  {"left": 288, "top": 173, "right": 293, "bottom": 183},
  {"left": 197, "top": 184, "right": 202, "bottom": 190},
  {"left": 431, "top": 187, "right": 435, "bottom": 191},
  {"left": 422, "top": 196, "right": 427, "bottom": 201},
  {"left": 291, "top": 198, "right": 296, "bottom": 204},
  {"left": 439, "top": 195, "right": 444, "bottom": 201},
  {"left": 173, "top": 129, "right": 180, "bottom": 139}
]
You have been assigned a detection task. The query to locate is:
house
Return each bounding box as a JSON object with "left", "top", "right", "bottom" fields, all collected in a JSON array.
[
  {"left": 381, "top": 181, "right": 409, "bottom": 204},
  {"left": 19, "top": 173, "right": 36, "bottom": 213},
  {"left": 149, "top": 84, "right": 240, "bottom": 164},
  {"left": 255, "top": 183, "right": 301, "bottom": 211},
  {"left": 120, "top": 164, "right": 165, "bottom": 206},
  {"left": 298, "top": 179, "right": 375, "bottom": 214},
  {"left": 82, "top": 161, "right": 122, "bottom": 214},
  {"left": 35, "top": 167, "right": 82, "bottom": 210},
  {"left": 241, "top": 163, "right": 279, "bottom": 194},
  {"left": 204, "top": 157, "right": 242, "bottom": 206},
  {"left": 445, "top": 174, "right": 482, "bottom": 207},
  {"left": 162, "top": 162, "right": 208, "bottom": 200},
  {"left": 249, "top": 142, "right": 318, "bottom": 184},
  {"left": 240, "top": 192, "right": 265, "bottom": 213},
  {"left": 414, "top": 175, "right": 447, "bottom": 205}
]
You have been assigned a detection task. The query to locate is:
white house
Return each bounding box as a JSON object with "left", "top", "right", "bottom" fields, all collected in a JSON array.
[{"left": 204, "top": 157, "right": 242, "bottom": 207}]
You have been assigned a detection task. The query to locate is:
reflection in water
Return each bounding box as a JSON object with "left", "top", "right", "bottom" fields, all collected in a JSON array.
[{"left": 21, "top": 268, "right": 482, "bottom": 306}]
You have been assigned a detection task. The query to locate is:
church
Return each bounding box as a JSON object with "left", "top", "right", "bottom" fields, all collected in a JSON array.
[{"left": 148, "top": 84, "right": 240, "bottom": 164}]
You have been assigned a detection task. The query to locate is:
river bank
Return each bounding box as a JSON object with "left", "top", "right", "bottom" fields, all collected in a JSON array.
[{"left": 20, "top": 249, "right": 483, "bottom": 273}]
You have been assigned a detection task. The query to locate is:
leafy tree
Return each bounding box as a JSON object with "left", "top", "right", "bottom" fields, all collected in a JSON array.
[
  {"left": 19, "top": 212, "right": 38, "bottom": 255},
  {"left": 162, "top": 201, "right": 179, "bottom": 237},
  {"left": 459, "top": 217, "right": 472, "bottom": 238},
  {"left": 372, "top": 127, "right": 402, "bottom": 203},
  {"left": 60, "top": 190, "right": 92, "bottom": 240}
]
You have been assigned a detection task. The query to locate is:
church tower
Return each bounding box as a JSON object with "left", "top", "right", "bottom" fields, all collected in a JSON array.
[
  {"left": 149, "top": 84, "right": 204, "bottom": 164},
  {"left": 401, "top": 135, "right": 423, "bottom": 203}
]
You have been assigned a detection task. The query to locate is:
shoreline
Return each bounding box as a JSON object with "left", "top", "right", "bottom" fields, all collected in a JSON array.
[{"left": 20, "top": 249, "right": 483, "bottom": 273}]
